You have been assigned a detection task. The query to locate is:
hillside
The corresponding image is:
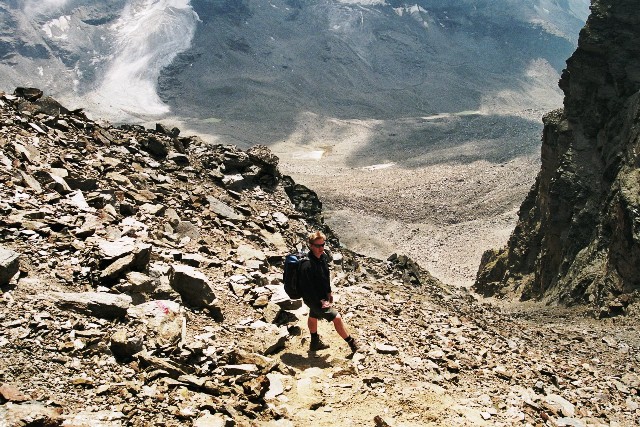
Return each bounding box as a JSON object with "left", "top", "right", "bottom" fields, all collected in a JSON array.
[{"left": 1, "top": 89, "right": 639, "bottom": 426}]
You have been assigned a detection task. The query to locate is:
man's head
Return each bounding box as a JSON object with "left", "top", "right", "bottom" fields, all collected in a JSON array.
[{"left": 307, "top": 231, "right": 326, "bottom": 258}]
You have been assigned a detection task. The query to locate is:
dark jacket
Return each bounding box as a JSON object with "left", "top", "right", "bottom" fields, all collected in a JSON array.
[{"left": 299, "top": 251, "right": 331, "bottom": 309}]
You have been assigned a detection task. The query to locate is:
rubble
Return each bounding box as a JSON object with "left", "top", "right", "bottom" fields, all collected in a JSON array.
[{"left": 0, "top": 88, "right": 638, "bottom": 426}]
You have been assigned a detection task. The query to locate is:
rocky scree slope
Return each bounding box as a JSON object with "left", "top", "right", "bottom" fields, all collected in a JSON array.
[
  {"left": 475, "top": 0, "right": 640, "bottom": 315},
  {"left": 0, "top": 89, "right": 639, "bottom": 426}
]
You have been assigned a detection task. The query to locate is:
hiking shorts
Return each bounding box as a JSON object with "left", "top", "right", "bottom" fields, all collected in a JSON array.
[{"left": 307, "top": 304, "right": 339, "bottom": 322}]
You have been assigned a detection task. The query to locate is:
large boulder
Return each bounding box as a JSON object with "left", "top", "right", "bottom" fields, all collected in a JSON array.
[{"left": 169, "top": 265, "right": 221, "bottom": 318}]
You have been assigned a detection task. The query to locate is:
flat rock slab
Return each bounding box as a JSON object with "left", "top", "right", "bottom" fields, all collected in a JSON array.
[{"left": 52, "top": 291, "right": 132, "bottom": 319}]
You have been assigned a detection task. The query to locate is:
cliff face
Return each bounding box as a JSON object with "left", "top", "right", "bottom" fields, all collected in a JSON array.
[{"left": 474, "top": 0, "right": 640, "bottom": 314}]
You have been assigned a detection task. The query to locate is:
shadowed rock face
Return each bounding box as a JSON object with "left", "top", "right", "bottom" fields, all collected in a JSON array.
[{"left": 474, "top": 0, "right": 640, "bottom": 314}]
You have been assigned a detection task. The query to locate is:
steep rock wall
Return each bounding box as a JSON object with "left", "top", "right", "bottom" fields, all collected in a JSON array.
[{"left": 474, "top": 0, "right": 640, "bottom": 314}]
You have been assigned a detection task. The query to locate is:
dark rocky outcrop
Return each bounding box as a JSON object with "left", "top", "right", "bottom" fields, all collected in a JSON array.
[{"left": 474, "top": 0, "right": 640, "bottom": 315}]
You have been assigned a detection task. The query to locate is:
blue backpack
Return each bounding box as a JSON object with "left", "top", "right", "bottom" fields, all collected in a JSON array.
[{"left": 283, "top": 252, "right": 308, "bottom": 300}]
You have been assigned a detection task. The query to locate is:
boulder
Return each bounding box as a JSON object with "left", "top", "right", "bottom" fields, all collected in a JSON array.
[
  {"left": 52, "top": 291, "right": 132, "bottom": 319},
  {"left": 110, "top": 328, "right": 144, "bottom": 358},
  {"left": 249, "top": 321, "right": 289, "bottom": 355},
  {"left": 0, "top": 246, "right": 20, "bottom": 285},
  {"left": 1, "top": 402, "right": 62, "bottom": 426},
  {"left": 169, "top": 265, "right": 216, "bottom": 309}
]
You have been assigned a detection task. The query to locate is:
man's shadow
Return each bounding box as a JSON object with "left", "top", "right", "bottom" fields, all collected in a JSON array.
[{"left": 279, "top": 351, "right": 333, "bottom": 370}]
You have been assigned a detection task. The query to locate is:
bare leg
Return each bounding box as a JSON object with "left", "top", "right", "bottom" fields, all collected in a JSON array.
[
  {"left": 308, "top": 316, "right": 318, "bottom": 334},
  {"left": 332, "top": 315, "right": 349, "bottom": 339}
]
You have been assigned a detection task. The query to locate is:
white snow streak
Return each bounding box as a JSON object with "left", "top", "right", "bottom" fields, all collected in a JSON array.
[
  {"left": 42, "top": 15, "right": 71, "bottom": 39},
  {"left": 89, "top": 0, "right": 199, "bottom": 119},
  {"left": 335, "top": 0, "right": 386, "bottom": 5}
]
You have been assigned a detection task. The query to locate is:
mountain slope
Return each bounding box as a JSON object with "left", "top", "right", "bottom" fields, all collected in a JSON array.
[{"left": 159, "top": 0, "right": 588, "bottom": 144}]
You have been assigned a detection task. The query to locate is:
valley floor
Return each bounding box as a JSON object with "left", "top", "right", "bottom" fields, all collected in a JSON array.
[{"left": 270, "top": 112, "right": 541, "bottom": 288}]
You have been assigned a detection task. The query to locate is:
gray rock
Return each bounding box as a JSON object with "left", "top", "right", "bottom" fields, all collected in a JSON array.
[
  {"left": 259, "top": 230, "right": 289, "bottom": 253},
  {"left": 270, "top": 285, "right": 303, "bottom": 310},
  {"left": 124, "top": 271, "right": 156, "bottom": 293},
  {"left": 49, "top": 173, "right": 72, "bottom": 194},
  {"left": 141, "top": 135, "right": 170, "bottom": 157},
  {"left": 0, "top": 383, "right": 29, "bottom": 402},
  {"left": 64, "top": 409, "right": 126, "bottom": 426},
  {"left": 1, "top": 402, "right": 62, "bottom": 426},
  {"left": 98, "top": 237, "right": 137, "bottom": 260},
  {"left": 543, "top": 394, "right": 576, "bottom": 417},
  {"left": 174, "top": 221, "right": 199, "bottom": 240},
  {"left": 169, "top": 264, "right": 216, "bottom": 308},
  {"left": 168, "top": 152, "right": 189, "bottom": 166},
  {"left": 193, "top": 411, "right": 227, "bottom": 427},
  {"left": 222, "top": 364, "right": 259, "bottom": 375},
  {"left": 253, "top": 294, "right": 270, "bottom": 308},
  {"left": 206, "top": 196, "right": 245, "bottom": 221},
  {"left": 263, "top": 302, "right": 282, "bottom": 324},
  {"left": 19, "top": 170, "right": 42, "bottom": 193},
  {"left": 164, "top": 208, "right": 181, "bottom": 228},
  {"left": 126, "top": 300, "right": 184, "bottom": 349},
  {"left": 237, "top": 244, "right": 266, "bottom": 262},
  {"left": 0, "top": 246, "right": 20, "bottom": 285},
  {"left": 52, "top": 291, "right": 132, "bottom": 319},
  {"left": 556, "top": 417, "right": 586, "bottom": 427},
  {"left": 110, "top": 328, "right": 143, "bottom": 358},
  {"left": 98, "top": 240, "right": 152, "bottom": 284},
  {"left": 272, "top": 211, "right": 288, "bottom": 226},
  {"left": 265, "top": 373, "right": 285, "bottom": 400},
  {"left": 140, "top": 203, "right": 165, "bottom": 216},
  {"left": 136, "top": 351, "right": 191, "bottom": 378},
  {"left": 100, "top": 253, "right": 136, "bottom": 283},
  {"left": 250, "top": 322, "right": 289, "bottom": 355},
  {"left": 375, "top": 343, "right": 399, "bottom": 355}
]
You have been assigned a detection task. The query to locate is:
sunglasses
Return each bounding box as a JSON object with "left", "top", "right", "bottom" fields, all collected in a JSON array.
[{"left": 311, "top": 242, "right": 325, "bottom": 248}]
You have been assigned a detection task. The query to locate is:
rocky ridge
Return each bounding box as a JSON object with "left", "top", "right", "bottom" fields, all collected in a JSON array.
[
  {"left": 474, "top": 0, "right": 640, "bottom": 314},
  {"left": 0, "top": 88, "right": 639, "bottom": 426}
]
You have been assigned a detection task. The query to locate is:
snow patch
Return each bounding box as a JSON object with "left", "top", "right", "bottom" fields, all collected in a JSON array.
[
  {"left": 42, "top": 15, "right": 71, "bottom": 39},
  {"left": 361, "top": 163, "right": 395, "bottom": 171}
]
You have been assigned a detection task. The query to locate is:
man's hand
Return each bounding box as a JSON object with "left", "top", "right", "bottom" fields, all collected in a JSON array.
[{"left": 328, "top": 293, "right": 334, "bottom": 304}]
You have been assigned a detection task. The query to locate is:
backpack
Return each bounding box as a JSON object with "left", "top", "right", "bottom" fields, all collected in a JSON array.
[{"left": 282, "top": 252, "right": 308, "bottom": 300}]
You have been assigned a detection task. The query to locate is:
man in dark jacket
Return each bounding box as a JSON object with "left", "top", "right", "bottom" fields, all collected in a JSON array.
[{"left": 299, "top": 231, "right": 359, "bottom": 353}]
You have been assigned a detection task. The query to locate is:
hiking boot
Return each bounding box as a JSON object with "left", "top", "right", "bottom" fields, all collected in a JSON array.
[
  {"left": 347, "top": 338, "right": 360, "bottom": 353},
  {"left": 310, "top": 335, "right": 330, "bottom": 351}
]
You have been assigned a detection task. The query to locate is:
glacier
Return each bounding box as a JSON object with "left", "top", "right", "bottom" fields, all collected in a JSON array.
[{"left": 86, "top": 0, "right": 199, "bottom": 121}]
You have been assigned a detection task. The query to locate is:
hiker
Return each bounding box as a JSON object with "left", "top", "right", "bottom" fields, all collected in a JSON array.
[{"left": 299, "top": 231, "right": 359, "bottom": 353}]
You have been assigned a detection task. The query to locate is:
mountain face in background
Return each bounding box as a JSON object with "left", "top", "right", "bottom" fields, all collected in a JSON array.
[
  {"left": 0, "top": 0, "right": 588, "bottom": 144},
  {"left": 475, "top": 0, "right": 640, "bottom": 314}
]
